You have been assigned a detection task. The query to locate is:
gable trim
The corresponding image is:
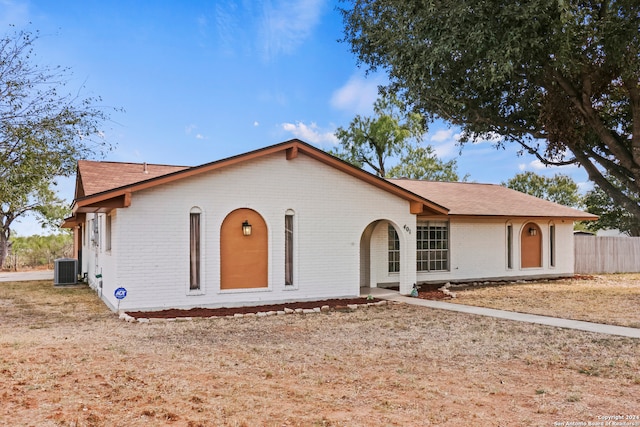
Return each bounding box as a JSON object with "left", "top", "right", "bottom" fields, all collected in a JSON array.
[{"left": 70, "top": 139, "right": 449, "bottom": 216}]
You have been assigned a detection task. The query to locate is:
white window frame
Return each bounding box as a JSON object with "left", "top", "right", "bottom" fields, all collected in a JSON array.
[
  {"left": 416, "top": 221, "right": 449, "bottom": 272},
  {"left": 187, "top": 207, "right": 205, "bottom": 295},
  {"left": 506, "top": 222, "right": 513, "bottom": 270},
  {"left": 388, "top": 224, "right": 400, "bottom": 273}
]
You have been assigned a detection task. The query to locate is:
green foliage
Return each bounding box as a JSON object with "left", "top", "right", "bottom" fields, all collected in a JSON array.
[
  {"left": 387, "top": 145, "right": 466, "bottom": 181},
  {"left": 583, "top": 177, "right": 640, "bottom": 236},
  {"left": 341, "top": 0, "right": 640, "bottom": 221},
  {"left": 0, "top": 28, "right": 117, "bottom": 267},
  {"left": 331, "top": 93, "right": 425, "bottom": 177},
  {"left": 331, "top": 93, "right": 463, "bottom": 180},
  {"left": 502, "top": 171, "right": 582, "bottom": 207},
  {"left": 4, "top": 233, "right": 73, "bottom": 270}
]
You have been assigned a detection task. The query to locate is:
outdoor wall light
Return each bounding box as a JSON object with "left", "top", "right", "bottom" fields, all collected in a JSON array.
[
  {"left": 529, "top": 227, "right": 537, "bottom": 236},
  {"left": 242, "top": 220, "right": 252, "bottom": 236}
]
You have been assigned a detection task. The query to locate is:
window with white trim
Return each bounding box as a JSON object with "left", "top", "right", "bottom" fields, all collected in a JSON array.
[
  {"left": 507, "top": 223, "right": 513, "bottom": 269},
  {"left": 549, "top": 224, "right": 556, "bottom": 267},
  {"left": 105, "top": 214, "right": 112, "bottom": 252},
  {"left": 189, "top": 209, "right": 201, "bottom": 290},
  {"left": 285, "top": 213, "right": 294, "bottom": 286},
  {"left": 417, "top": 221, "right": 449, "bottom": 271},
  {"left": 388, "top": 225, "right": 400, "bottom": 273}
]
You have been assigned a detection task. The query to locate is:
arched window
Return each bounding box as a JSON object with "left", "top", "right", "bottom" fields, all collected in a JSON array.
[
  {"left": 388, "top": 224, "right": 400, "bottom": 273},
  {"left": 506, "top": 222, "right": 513, "bottom": 269},
  {"left": 285, "top": 210, "right": 294, "bottom": 286},
  {"left": 549, "top": 222, "right": 556, "bottom": 268},
  {"left": 189, "top": 207, "right": 202, "bottom": 290}
]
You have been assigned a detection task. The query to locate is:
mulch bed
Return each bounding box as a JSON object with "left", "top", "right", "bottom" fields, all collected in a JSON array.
[
  {"left": 415, "top": 282, "right": 452, "bottom": 301},
  {"left": 127, "top": 297, "right": 382, "bottom": 319},
  {"left": 417, "top": 289, "right": 452, "bottom": 300},
  {"left": 127, "top": 282, "right": 469, "bottom": 320}
]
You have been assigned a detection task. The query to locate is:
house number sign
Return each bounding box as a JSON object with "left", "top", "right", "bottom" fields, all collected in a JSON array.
[
  {"left": 403, "top": 224, "right": 411, "bottom": 234},
  {"left": 114, "top": 287, "right": 128, "bottom": 300}
]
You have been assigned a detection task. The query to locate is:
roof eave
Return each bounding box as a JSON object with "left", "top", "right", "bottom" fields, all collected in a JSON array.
[
  {"left": 443, "top": 213, "right": 599, "bottom": 221},
  {"left": 72, "top": 139, "right": 450, "bottom": 216}
]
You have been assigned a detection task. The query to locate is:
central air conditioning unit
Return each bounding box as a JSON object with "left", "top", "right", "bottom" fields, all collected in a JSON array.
[{"left": 54, "top": 258, "right": 78, "bottom": 286}]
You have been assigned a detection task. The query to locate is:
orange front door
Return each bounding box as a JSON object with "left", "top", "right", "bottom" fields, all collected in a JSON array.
[
  {"left": 521, "top": 223, "right": 542, "bottom": 268},
  {"left": 220, "top": 208, "right": 268, "bottom": 289}
]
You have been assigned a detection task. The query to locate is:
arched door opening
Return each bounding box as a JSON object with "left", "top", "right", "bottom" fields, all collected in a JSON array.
[
  {"left": 360, "top": 220, "right": 402, "bottom": 289},
  {"left": 521, "top": 222, "right": 542, "bottom": 268},
  {"left": 220, "top": 208, "right": 268, "bottom": 289}
]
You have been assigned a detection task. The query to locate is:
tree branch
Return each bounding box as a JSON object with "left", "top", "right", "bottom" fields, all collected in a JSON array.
[
  {"left": 514, "top": 138, "right": 578, "bottom": 166},
  {"left": 551, "top": 69, "right": 637, "bottom": 175},
  {"left": 573, "top": 149, "right": 640, "bottom": 219},
  {"left": 624, "top": 77, "right": 640, "bottom": 165}
]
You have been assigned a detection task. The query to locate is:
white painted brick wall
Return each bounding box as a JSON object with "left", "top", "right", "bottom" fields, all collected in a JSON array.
[
  {"left": 107, "top": 152, "right": 417, "bottom": 311},
  {"left": 83, "top": 150, "right": 578, "bottom": 311},
  {"left": 417, "top": 218, "right": 575, "bottom": 283}
]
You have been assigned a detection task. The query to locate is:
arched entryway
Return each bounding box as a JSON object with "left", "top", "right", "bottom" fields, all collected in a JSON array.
[
  {"left": 360, "top": 220, "right": 403, "bottom": 289},
  {"left": 521, "top": 222, "right": 542, "bottom": 268},
  {"left": 220, "top": 208, "right": 268, "bottom": 289}
]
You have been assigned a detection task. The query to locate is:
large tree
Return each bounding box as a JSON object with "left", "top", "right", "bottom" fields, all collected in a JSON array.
[
  {"left": 502, "top": 171, "right": 582, "bottom": 207},
  {"left": 341, "top": 0, "right": 640, "bottom": 220},
  {"left": 583, "top": 176, "right": 640, "bottom": 235},
  {"left": 0, "top": 29, "right": 114, "bottom": 268},
  {"left": 332, "top": 94, "right": 464, "bottom": 180},
  {"left": 388, "top": 144, "right": 465, "bottom": 181}
]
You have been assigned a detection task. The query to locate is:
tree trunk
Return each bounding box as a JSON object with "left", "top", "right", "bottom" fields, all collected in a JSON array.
[{"left": 0, "top": 227, "right": 9, "bottom": 270}]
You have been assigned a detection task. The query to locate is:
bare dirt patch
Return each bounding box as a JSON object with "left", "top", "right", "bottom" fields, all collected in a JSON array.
[
  {"left": 449, "top": 274, "right": 640, "bottom": 328},
  {"left": 1, "top": 280, "right": 639, "bottom": 426}
]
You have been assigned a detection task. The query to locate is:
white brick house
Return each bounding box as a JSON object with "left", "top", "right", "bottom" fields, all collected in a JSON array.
[{"left": 62, "top": 139, "right": 596, "bottom": 312}]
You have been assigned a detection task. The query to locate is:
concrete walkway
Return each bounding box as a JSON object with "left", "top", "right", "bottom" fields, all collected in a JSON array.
[
  {"left": 0, "top": 270, "right": 54, "bottom": 282},
  {"left": 361, "top": 287, "right": 640, "bottom": 339}
]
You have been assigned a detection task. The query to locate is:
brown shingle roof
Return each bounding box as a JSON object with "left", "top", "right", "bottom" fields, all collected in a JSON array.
[
  {"left": 389, "top": 179, "right": 597, "bottom": 220},
  {"left": 70, "top": 142, "right": 596, "bottom": 221},
  {"left": 71, "top": 141, "right": 448, "bottom": 217},
  {"left": 77, "top": 160, "right": 189, "bottom": 198}
]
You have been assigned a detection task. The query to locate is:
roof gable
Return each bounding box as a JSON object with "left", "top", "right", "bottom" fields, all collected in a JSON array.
[{"left": 70, "top": 140, "right": 448, "bottom": 216}]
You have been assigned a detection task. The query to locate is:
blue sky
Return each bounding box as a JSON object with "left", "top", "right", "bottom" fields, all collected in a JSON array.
[{"left": 2, "top": 0, "right": 589, "bottom": 236}]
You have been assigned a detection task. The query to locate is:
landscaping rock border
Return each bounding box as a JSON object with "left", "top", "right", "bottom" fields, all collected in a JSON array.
[{"left": 120, "top": 300, "right": 393, "bottom": 323}]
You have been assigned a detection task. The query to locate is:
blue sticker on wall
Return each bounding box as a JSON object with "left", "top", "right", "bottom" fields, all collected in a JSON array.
[{"left": 114, "top": 287, "right": 128, "bottom": 300}]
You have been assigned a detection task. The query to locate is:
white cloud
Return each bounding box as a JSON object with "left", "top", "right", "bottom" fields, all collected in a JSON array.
[
  {"left": 577, "top": 180, "right": 594, "bottom": 193},
  {"left": 0, "top": 0, "right": 30, "bottom": 27},
  {"left": 253, "top": 121, "right": 260, "bottom": 127},
  {"left": 428, "top": 128, "right": 462, "bottom": 159},
  {"left": 530, "top": 159, "right": 547, "bottom": 170},
  {"left": 186, "top": 124, "right": 206, "bottom": 140},
  {"left": 468, "top": 132, "right": 504, "bottom": 144},
  {"left": 430, "top": 129, "right": 455, "bottom": 143},
  {"left": 213, "top": 2, "right": 242, "bottom": 55},
  {"left": 516, "top": 157, "right": 582, "bottom": 176},
  {"left": 281, "top": 121, "right": 338, "bottom": 145},
  {"left": 259, "top": 0, "right": 325, "bottom": 60},
  {"left": 330, "top": 73, "right": 386, "bottom": 115}
]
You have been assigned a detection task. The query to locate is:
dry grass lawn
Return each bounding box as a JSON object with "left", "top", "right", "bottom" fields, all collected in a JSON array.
[
  {"left": 1, "top": 279, "right": 639, "bottom": 426},
  {"left": 451, "top": 274, "right": 640, "bottom": 328}
]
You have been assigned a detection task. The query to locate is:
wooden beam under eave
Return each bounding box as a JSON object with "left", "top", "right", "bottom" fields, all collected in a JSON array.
[
  {"left": 77, "top": 194, "right": 128, "bottom": 212},
  {"left": 286, "top": 146, "right": 299, "bottom": 160},
  {"left": 410, "top": 201, "right": 424, "bottom": 214}
]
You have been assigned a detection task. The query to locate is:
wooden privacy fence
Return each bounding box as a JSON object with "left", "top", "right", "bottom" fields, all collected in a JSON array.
[{"left": 574, "top": 235, "right": 640, "bottom": 274}]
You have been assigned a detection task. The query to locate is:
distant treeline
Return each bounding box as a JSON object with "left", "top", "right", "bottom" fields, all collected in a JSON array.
[{"left": 2, "top": 234, "right": 73, "bottom": 271}]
